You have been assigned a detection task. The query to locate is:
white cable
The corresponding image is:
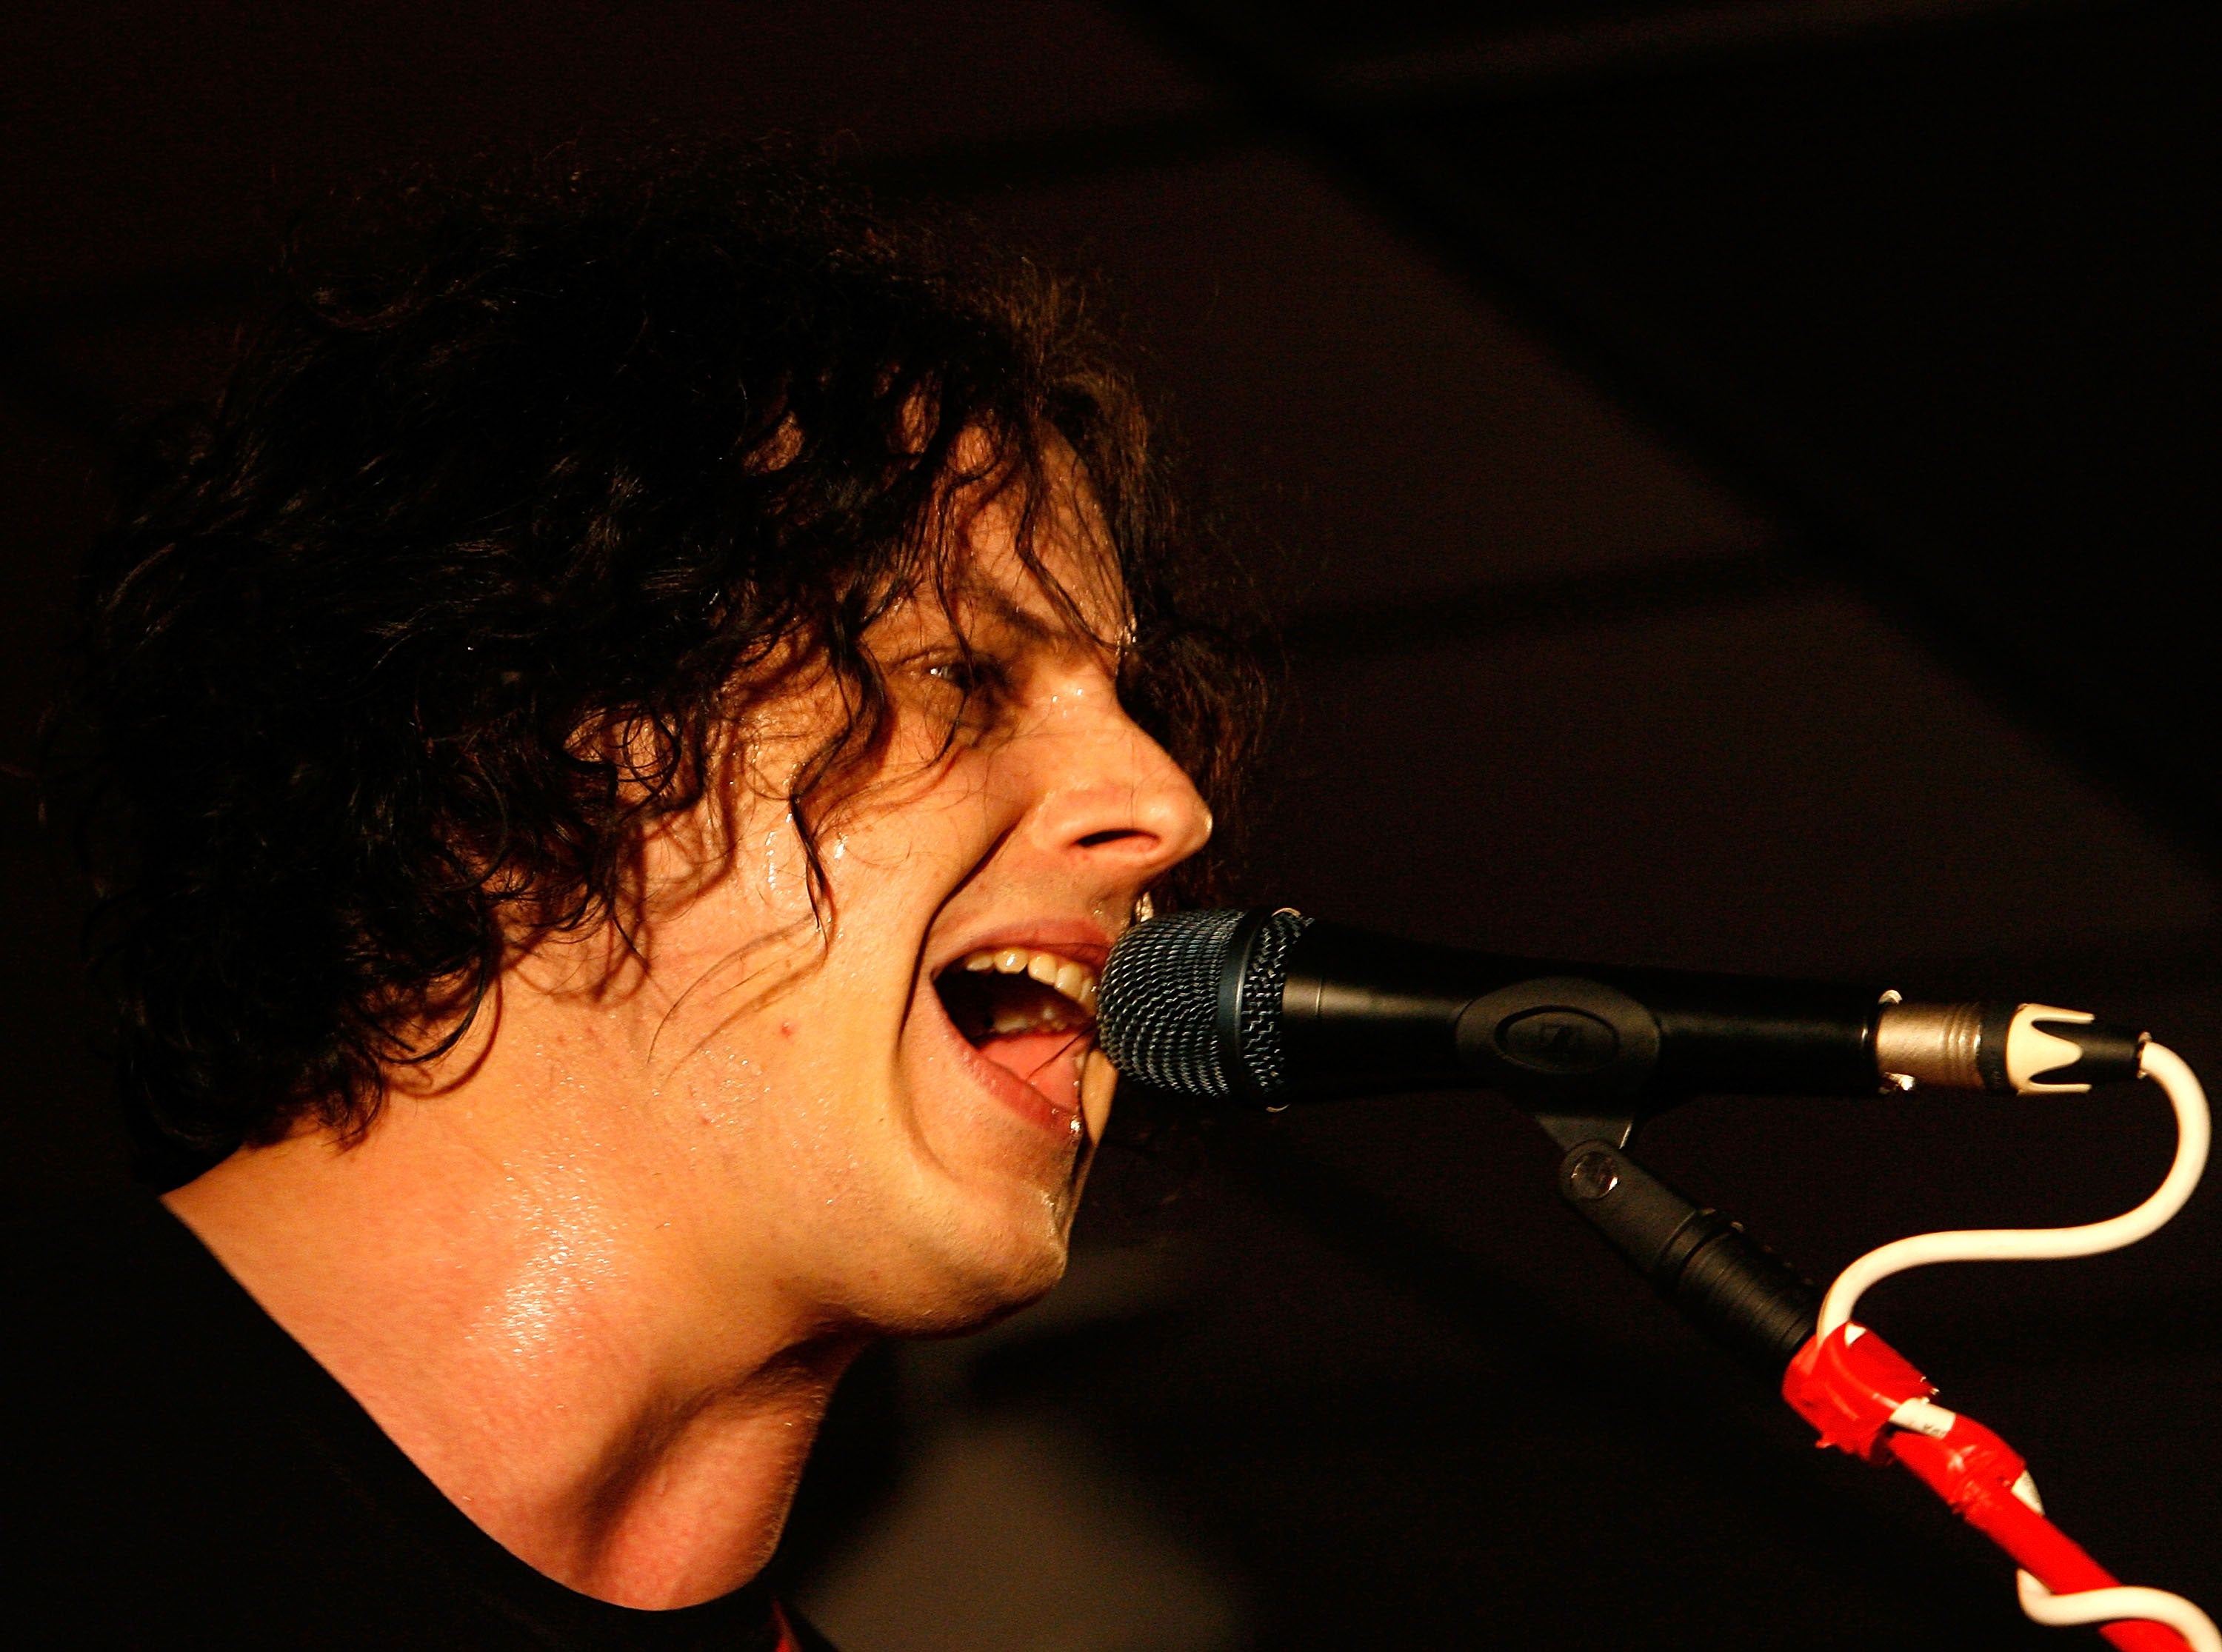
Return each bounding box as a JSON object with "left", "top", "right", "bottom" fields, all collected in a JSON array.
[
  {"left": 1818, "top": 1042, "right": 2215, "bottom": 1649},
  {"left": 1819, "top": 1042, "right": 2210, "bottom": 1339},
  {"left": 2006, "top": 1475, "right": 2222, "bottom": 1651},
  {"left": 2016, "top": 1573, "right": 2222, "bottom": 1652}
]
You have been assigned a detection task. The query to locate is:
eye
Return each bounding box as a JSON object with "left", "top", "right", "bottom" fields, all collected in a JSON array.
[
  {"left": 919, "top": 650, "right": 1019, "bottom": 739},
  {"left": 924, "top": 655, "right": 1007, "bottom": 698}
]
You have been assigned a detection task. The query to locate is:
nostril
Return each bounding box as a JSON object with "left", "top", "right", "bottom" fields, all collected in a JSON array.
[{"left": 1075, "top": 827, "right": 1146, "bottom": 849}]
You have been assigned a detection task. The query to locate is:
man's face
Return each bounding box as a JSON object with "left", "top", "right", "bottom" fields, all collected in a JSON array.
[{"left": 533, "top": 478, "right": 1211, "bottom": 1336}]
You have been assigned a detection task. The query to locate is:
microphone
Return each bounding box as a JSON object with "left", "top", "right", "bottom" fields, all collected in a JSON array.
[{"left": 1096, "top": 908, "right": 2146, "bottom": 1130}]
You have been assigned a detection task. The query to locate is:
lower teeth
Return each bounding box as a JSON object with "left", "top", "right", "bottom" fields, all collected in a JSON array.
[{"left": 990, "top": 1011, "right": 1077, "bottom": 1036}]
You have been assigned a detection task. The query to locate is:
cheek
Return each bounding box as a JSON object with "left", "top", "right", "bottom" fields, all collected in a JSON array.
[
  {"left": 827, "top": 755, "right": 1009, "bottom": 882},
  {"left": 658, "top": 1007, "right": 883, "bottom": 1232}
]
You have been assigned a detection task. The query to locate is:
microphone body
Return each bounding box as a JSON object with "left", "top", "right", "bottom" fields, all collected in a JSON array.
[
  {"left": 1097, "top": 908, "right": 2146, "bottom": 1117},
  {"left": 1280, "top": 915, "right": 1881, "bottom": 1108}
]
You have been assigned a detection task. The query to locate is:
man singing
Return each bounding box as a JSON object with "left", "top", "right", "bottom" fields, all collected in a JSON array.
[{"left": 4, "top": 146, "right": 1253, "bottom": 1647}]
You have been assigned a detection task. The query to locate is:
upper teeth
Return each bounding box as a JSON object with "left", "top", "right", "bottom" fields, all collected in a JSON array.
[{"left": 961, "top": 946, "right": 1098, "bottom": 1013}]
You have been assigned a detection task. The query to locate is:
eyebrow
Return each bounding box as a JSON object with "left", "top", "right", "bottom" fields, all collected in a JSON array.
[
  {"left": 963, "top": 583, "right": 1060, "bottom": 643},
  {"left": 947, "top": 575, "right": 1106, "bottom": 653}
]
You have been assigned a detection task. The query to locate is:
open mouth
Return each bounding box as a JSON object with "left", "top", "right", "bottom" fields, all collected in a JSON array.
[{"left": 934, "top": 945, "right": 1100, "bottom": 1105}]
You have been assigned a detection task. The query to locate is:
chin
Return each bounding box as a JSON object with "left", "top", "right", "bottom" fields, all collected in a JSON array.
[
  {"left": 851, "top": 1011, "right": 1101, "bottom": 1334},
  {"left": 860, "top": 1183, "right": 1081, "bottom": 1339}
]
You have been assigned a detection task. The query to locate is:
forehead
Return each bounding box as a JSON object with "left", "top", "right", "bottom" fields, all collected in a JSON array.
[{"left": 932, "top": 465, "right": 1128, "bottom": 651}]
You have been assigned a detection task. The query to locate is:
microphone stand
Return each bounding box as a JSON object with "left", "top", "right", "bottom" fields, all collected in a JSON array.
[
  {"left": 1527, "top": 1107, "right": 1819, "bottom": 1382},
  {"left": 1529, "top": 1104, "right": 2206, "bottom": 1652}
]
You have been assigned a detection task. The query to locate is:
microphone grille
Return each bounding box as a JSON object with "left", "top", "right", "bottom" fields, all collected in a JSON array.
[{"left": 1098, "top": 906, "right": 1313, "bottom": 1100}]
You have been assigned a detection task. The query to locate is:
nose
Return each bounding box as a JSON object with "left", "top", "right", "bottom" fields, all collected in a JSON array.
[{"left": 1021, "top": 695, "right": 1213, "bottom": 886}]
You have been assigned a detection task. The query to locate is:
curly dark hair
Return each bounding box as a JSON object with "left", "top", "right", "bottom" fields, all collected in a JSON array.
[{"left": 61, "top": 142, "right": 1261, "bottom": 1180}]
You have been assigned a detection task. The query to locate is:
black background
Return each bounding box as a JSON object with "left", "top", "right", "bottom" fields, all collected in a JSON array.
[{"left": 5, "top": 2, "right": 2219, "bottom": 1647}]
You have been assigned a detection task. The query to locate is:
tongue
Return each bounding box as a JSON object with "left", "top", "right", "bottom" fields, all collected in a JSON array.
[{"left": 978, "top": 1030, "right": 1086, "bottom": 1110}]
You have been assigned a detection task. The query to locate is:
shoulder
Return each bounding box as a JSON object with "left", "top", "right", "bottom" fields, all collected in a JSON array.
[
  {"left": 0, "top": 1190, "right": 192, "bottom": 1357},
  {"left": 0, "top": 1191, "right": 267, "bottom": 1495},
  {"left": 0, "top": 1192, "right": 428, "bottom": 1641},
  {"left": 0, "top": 1193, "right": 297, "bottom": 1556},
  {"left": 0, "top": 1186, "right": 324, "bottom": 1438}
]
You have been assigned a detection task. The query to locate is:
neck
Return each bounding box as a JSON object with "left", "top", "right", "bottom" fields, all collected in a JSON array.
[{"left": 165, "top": 1081, "right": 863, "bottom": 1610}]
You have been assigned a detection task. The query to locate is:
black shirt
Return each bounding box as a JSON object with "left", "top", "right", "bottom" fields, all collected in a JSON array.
[{"left": 1, "top": 1194, "right": 836, "bottom": 1650}]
